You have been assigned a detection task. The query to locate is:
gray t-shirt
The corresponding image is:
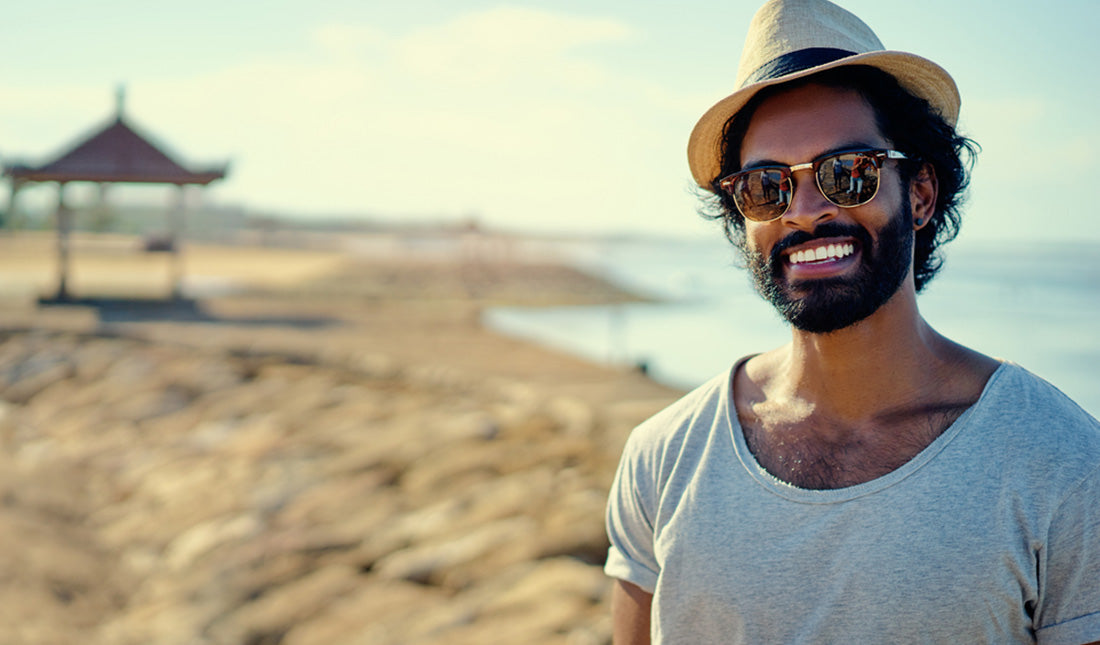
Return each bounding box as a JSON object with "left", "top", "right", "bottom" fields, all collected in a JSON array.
[{"left": 605, "top": 361, "right": 1100, "bottom": 644}]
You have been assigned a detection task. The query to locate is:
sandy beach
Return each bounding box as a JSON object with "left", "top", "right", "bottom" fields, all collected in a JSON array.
[{"left": 0, "top": 232, "right": 681, "bottom": 644}]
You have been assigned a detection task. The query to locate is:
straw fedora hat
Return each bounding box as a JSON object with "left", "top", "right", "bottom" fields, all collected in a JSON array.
[{"left": 687, "top": 0, "right": 960, "bottom": 189}]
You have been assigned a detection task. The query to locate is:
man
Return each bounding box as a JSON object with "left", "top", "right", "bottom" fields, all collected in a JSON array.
[
  {"left": 846, "top": 151, "right": 867, "bottom": 196},
  {"left": 604, "top": 1, "right": 1100, "bottom": 643}
]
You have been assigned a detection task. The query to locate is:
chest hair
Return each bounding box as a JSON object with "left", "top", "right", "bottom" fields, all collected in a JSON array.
[{"left": 739, "top": 402, "right": 972, "bottom": 490}]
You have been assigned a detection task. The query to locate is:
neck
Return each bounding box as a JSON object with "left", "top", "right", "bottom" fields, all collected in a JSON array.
[
  {"left": 777, "top": 282, "right": 957, "bottom": 421},
  {"left": 736, "top": 278, "right": 1002, "bottom": 489}
]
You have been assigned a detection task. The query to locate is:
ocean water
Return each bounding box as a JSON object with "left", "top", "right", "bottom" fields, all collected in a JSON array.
[{"left": 484, "top": 235, "right": 1100, "bottom": 418}]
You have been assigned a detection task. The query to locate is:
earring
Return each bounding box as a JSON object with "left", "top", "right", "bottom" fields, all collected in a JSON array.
[{"left": 914, "top": 218, "right": 924, "bottom": 227}]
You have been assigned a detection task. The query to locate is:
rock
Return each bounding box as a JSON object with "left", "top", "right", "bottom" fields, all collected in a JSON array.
[
  {"left": 480, "top": 557, "right": 608, "bottom": 613},
  {"left": 2, "top": 359, "right": 74, "bottom": 404},
  {"left": 206, "top": 564, "right": 363, "bottom": 644},
  {"left": 0, "top": 508, "right": 126, "bottom": 644},
  {"left": 373, "top": 516, "right": 537, "bottom": 587},
  {"left": 547, "top": 395, "right": 596, "bottom": 437},
  {"left": 0, "top": 323, "right": 679, "bottom": 645},
  {"left": 281, "top": 579, "right": 451, "bottom": 645},
  {"left": 163, "top": 513, "right": 262, "bottom": 571}
]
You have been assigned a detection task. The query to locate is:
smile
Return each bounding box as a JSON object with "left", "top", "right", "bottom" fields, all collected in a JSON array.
[{"left": 787, "top": 242, "right": 856, "bottom": 265}]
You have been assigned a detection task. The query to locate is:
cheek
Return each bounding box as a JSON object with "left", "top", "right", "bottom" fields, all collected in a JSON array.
[
  {"left": 743, "top": 222, "right": 785, "bottom": 258},
  {"left": 743, "top": 221, "right": 769, "bottom": 248},
  {"left": 880, "top": 177, "right": 911, "bottom": 214}
]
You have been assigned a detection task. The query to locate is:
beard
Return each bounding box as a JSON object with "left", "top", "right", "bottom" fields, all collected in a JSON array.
[{"left": 744, "top": 205, "right": 914, "bottom": 334}]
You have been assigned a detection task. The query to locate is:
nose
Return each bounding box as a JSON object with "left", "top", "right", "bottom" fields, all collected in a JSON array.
[{"left": 781, "top": 168, "right": 836, "bottom": 232}]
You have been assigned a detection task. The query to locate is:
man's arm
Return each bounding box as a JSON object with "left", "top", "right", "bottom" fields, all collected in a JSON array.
[{"left": 612, "top": 579, "right": 652, "bottom": 645}]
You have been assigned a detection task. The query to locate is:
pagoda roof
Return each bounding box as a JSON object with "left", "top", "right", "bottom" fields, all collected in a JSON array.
[{"left": 5, "top": 114, "right": 228, "bottom": 186}]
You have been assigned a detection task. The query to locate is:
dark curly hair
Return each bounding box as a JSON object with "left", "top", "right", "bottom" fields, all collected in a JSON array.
[{"left": 700, "top": 65, "right": 979, "bottom": 292}]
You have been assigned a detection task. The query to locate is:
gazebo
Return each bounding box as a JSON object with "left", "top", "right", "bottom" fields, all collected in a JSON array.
[{"left": 3, "top": 89, "right": 229, "bottom": 300}]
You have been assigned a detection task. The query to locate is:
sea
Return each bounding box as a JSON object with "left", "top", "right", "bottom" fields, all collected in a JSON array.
[{"left": 483, "top": 234, "right": 1100, "bottom": 419}]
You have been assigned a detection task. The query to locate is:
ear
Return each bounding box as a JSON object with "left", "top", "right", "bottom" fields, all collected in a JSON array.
[{"left": 910, "top": 163, "right": 937, "bottom": 230}]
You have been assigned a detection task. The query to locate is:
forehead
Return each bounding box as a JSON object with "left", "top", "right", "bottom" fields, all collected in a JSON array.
[{"left": 740, "top": 84, "right": 887, "bottom": 166}]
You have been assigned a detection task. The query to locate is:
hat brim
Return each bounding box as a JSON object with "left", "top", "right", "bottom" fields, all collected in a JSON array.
[{"left": 687, "top": 50, "right": 960, "bottom": 188}]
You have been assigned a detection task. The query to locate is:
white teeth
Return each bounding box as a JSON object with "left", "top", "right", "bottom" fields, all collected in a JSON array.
[{"left": 788, "top": 242, "right": 855, "bottom": 265}]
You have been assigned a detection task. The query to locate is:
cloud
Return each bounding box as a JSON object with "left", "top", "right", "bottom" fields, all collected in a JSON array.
[
  {"left": 392, "top": 7, "right": 630, "bottom": 86},
  {"left": 1, "top": 7, "right": 710, "bottom": 234},
  {"left": 176, "top": 7, "right": 689, "bottom": 231}
]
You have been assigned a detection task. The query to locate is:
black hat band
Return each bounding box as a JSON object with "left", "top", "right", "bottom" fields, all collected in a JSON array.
[{"left": 743, "top": 47, "right": 858, "bottom": 86}]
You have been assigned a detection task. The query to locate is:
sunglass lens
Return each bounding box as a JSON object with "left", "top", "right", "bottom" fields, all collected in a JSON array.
[
  {"left": 819, "top": 152, "right": 879, "bottom": 207},
  {"left": 726, "top": 168, "right": 790, "bottom": 221}
]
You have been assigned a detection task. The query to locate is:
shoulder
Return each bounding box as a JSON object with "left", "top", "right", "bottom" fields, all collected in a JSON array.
[
  {"left": 610, "top": 366, "right": 742, "bottom": 542},
  {"left": 628, "top": 368, "right": 732, "bottom": 444},
  {"left": 619, "top": 368, "right": 734, "bottom": 472},
  {"left": 981, "top": 362, "right": 1099, "bottom": 432},
  {"left": 972, "top": 362, "right": 1100, "bottom": 481}
]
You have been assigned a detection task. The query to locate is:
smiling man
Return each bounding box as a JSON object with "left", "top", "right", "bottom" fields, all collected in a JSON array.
[{"left": 604, "top": 1, "right": 1100, "bottom": 643}]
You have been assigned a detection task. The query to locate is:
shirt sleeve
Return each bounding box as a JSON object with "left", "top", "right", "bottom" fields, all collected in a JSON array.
[
  {"left": 1036, "top": 461, "right": 1100, "bottom": 645},
  {"left": 605, "top": 430, "right": 660, "bottom": 593}
]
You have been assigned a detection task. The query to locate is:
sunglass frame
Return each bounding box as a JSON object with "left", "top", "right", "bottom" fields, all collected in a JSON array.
[{"left": 717, "top": 148, "right": 909, "bottom": 222}]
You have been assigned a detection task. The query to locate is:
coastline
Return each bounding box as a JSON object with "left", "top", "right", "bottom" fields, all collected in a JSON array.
[
  {"left": 0, "top": 233, "right": 682, "bottom": 644},
  {"left": 480, "top": 234, "right": 1100, "bottom": 417}
]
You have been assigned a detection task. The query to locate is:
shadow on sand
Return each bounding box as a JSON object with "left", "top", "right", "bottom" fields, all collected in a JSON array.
[{"left": 36, "top": 296, "right": 341, "bottom": 328}]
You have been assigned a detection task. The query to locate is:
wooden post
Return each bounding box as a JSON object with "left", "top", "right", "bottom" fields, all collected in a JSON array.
[
  {"left": 169, "top": 184, "right": 185, "bottom": 299},
  {"left": 55, "top": 182, "right": 71, "bottom": 300},
  {"left": 93, "top": 182, "right": 111, "bottom": 232},
  {"left": 4, "top": 180, "right": 21, "bottom": 233}
]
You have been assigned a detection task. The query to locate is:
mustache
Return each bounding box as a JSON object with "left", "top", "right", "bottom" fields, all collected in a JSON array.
[{"left": 768, "top": 222, "right": 873, "bottom": 267}]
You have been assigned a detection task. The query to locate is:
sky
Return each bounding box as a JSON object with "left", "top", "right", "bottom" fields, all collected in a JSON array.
[{"left": 1, "top": 0, "right": 1098, "bottom": 242}]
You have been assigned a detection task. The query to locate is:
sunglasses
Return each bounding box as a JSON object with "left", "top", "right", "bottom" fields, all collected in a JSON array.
[{"left": 716, "top": 148, "right": 909, "bottom": 222}]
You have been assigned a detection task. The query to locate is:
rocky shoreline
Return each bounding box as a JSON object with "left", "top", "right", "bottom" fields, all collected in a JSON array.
[{"left": 0, "top": 242, "right": 681, "bottom": 644}]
